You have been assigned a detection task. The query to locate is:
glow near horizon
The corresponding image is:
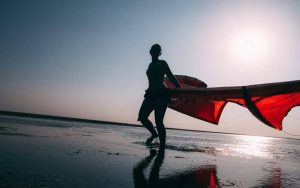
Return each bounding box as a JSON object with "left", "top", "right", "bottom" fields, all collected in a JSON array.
[{"left": 0, "top": 1, "right": 299, "bottom": 138}]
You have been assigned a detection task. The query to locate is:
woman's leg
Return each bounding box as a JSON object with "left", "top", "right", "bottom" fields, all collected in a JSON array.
[
  {"left": 138, "top": 98, "right": 158, "bottom": 144},
  {"left": 154, "top": 98, "right": 169, "bottom": 148}
]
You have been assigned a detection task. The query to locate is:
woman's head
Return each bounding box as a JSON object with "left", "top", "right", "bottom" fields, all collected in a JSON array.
[{"left": 150, "top": 44, "right": 162, "bottom": 58}]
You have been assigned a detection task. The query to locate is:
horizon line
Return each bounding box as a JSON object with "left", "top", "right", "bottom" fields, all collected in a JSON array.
[{"left": 0, "top": 110, "right": 298, "bottom": 141}]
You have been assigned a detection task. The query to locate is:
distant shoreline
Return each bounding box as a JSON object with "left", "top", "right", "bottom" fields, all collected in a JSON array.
[
  {"left": 0, "top": 110, "right": 299, "bottom": 140},
  {"left": 0, "top": 110, "right": 140, "bottom": 128}
]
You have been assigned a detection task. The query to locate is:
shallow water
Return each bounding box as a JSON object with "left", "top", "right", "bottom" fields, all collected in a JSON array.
[{"left": 0, "top": 115, "right": 300, "bottom": 187}]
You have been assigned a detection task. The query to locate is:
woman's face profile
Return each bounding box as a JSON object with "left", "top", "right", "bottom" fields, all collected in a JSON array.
[{"left": 150, "top": 44, "right": 162, "bottom": 57}]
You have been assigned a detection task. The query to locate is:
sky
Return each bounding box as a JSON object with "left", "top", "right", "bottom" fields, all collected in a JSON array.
[{"left": 1, "top": 0, "right": 300, "bottom": 138}]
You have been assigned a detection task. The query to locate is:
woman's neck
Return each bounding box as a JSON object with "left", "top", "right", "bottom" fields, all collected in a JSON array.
[{"left": 152, "top": 57, "right": 159, "bottom": 62}]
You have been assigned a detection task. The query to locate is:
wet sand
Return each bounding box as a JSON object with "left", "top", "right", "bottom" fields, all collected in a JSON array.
[{"left": 0, "top": 116, "right": 300, "bottom": 187}]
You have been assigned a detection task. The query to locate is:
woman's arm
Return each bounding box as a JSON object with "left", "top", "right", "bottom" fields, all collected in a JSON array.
[{"left": 163, "top": 61, "right": 182, "bottom": 88}]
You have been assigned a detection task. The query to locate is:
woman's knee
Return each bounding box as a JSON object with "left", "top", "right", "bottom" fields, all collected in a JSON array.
[
  {"left": 138, "top": 110, "right": 151, "bottom": 123},
  {"left": 139, "top": 115, "right": 150, "bottom": 125}
]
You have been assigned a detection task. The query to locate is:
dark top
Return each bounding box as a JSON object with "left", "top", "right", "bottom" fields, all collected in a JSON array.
[{"left": 145, "top": 60, "right": 181, "bottom": 99}]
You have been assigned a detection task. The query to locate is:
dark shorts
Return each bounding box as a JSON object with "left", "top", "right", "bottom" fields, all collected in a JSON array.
[
  {"left": 143, "top": 89, "right": 170, "bottom": 101},
  {"left": 138, "top": 89, "right": 170, "bottom": 121}
]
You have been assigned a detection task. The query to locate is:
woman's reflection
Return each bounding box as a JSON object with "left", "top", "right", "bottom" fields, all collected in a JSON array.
[{"left": 133, "top": 148, "right": 219, "bottom": 188}]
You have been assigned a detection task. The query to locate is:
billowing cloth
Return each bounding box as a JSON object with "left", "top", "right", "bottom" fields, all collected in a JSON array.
[{"left": 164, "top": 75, "right": 300, "bottom": 130}]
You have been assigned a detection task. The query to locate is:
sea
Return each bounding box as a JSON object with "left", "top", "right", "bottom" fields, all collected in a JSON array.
[{"left": 0, "top": 115, "right": 300, "bottom": 187}]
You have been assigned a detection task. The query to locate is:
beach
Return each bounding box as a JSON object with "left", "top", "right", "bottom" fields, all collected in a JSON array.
[{"left": 1, "top": 115, "right": 300, "bottom": 187}]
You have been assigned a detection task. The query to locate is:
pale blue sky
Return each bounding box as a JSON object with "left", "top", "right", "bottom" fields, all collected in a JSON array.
[{"left": 1, "top": 0, "right": 300, "bottom": 138}]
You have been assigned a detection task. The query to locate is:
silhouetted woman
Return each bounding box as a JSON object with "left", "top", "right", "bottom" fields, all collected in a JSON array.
[{"left": 138, "top": 44, "right": 181, "bottom": 147}]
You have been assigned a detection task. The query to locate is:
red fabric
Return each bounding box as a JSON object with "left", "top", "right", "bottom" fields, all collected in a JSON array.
[
  {"left": 246, "top": 93, "right": 300, "bottom": 130},
  {"left": 165, "top": 75, "right": 300, "bottom": 130}
]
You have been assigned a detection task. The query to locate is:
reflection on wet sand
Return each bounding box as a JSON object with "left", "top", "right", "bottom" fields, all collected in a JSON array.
[
  {"left": 133, "top": 148, "right": 286, "bottom": 188},
  {"left": 133, "top": 148, "right": 218, "bottom": 188},
  {"left": 256, "top": 167, "right": 282, "bottom": 188},
  {"left": 232, "top": 135, "right": 273, "bottom": 158}
]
